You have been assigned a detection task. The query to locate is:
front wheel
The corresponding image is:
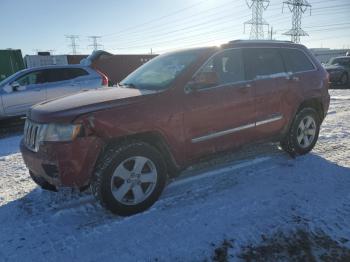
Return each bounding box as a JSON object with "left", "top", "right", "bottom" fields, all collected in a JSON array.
[
  {"left": 90, "top": 142, "right": 167, "bottom": 216},
  {"left": 280, "top": 108, "right": 321, "bottom": 156}
]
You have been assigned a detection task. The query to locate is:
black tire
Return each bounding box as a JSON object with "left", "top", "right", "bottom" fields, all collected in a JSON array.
[
  {"left": 90, "top": 142, "right": 167, "bottom": 216},
  {"left": 280, "top": 108, "right": 321, "bottom": 156},
  {"left": 29, "top": 171, "right": 57, "bottom": 192}
]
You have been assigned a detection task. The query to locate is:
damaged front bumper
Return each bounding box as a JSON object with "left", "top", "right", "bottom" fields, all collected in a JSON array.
[{"left": 20, "top": 136, "right": 104, "bottom": 190}]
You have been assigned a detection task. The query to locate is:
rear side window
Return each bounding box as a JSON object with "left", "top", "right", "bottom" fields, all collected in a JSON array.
[
  {"left": 280, "top": 49, "right": 315, "bottom": 73},
  {"left": 243, "top": 48, "right": 285, "bottom": 80},
  {"left": 45, "top": 68, "right": 88, "bottom": 83},
  {"left": 67, "top": 68, "right": 89, "bottom": 79}
]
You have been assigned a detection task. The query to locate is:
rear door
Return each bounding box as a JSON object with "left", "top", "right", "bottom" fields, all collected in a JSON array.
[
  {"left": 243, "top": 47, "right": 288, "bottom": 139},
  {"left": 2, "top": 70, "right": 47, "bottom": 116},
  {"left": 183, "top": 48, "right": 256, "bottom": 160},
  {"left": 45, "top": 68, "right": 83, "bottom": 99},
  {"left": 279, "top": 48, "right": 318, "bottom": 121},
  {"left": 67, "top": 68, "right": 94, "bottom": 90}
]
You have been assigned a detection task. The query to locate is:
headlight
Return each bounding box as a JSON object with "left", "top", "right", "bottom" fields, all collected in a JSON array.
[{"left": 42, "top": 123, "right": 82, "bottom": 142}]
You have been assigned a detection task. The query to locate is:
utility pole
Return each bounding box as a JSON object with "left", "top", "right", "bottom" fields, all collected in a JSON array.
[
  {"left": 282, "top": 0, "right": 311, "bottom": 44},
  {"left": 244, "top": 0, "right": 270, "bottom": 40},
  {"left": 88, "top": 36, "right": 103, "bottom": 51},
  {"left": 269, "top": 26, "right": 276, "bottom": 40},
  {"left": 65, "top": 35, "right": 79, "bottom": 54}
]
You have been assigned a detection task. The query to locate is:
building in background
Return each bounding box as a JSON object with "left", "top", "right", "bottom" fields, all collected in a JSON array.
[
  {"left": 0, "top": 49, "right": 25, "bottom": 80},
  {"left": 24, "top": 53, "right": 68, "bottom": 68},
  {"left": 90, "top": 54, "right": 157, "bottom": 85},
  {"left": 310, "top": 48, "right": 349, "bottom": 64}
]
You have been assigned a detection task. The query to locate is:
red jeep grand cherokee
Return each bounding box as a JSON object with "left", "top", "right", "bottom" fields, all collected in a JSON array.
[{"left": 21, "top": 40, "right": 330, "bottom": 216}]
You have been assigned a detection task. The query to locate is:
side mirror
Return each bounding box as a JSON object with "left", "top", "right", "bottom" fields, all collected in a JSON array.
[
  {"left": 185, "top": 71, "right": 219, "bottom": 93},
  {"left": 11, "top": 81, "right": 25, "bottom": 92}
]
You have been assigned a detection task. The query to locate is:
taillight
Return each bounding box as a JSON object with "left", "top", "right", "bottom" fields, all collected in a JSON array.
[
  {"left": 96, "top": 70, "right": 109, "bottom": 87},
  {"left": 326, "top": 72, "right": 330, "bottom": 83}
]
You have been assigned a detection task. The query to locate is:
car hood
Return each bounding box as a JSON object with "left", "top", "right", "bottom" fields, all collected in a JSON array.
[{"left": 28, "top": 87, "right": 157, "bottom": 123}]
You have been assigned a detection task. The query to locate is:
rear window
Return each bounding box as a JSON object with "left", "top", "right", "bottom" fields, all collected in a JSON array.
[
  {"left": 243, "top": 48, "right": 285, "bottom": 80},
  {"left": 280, "top": 49, "right": 315, "bottom": 73}
]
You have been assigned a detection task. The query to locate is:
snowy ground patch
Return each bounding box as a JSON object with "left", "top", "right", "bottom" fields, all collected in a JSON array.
[{"left": 0, "top": 90, "right": 349, "bottom": 261}]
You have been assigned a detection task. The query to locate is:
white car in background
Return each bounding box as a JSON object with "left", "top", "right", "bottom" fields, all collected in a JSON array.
[{"left": 0, "top": 65, "right": 109, "bottom": 119}]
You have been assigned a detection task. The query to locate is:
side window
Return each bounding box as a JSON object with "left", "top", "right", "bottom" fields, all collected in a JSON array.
[
  {"left": 46, "top": 69, "right": 64, "bottom": 83},
  {"left": 280, "top": 49, "right": 315, "bottom": 73},
  {"left": 15, "top": 71, "right": 46, "bottom": 86},
  {"left": 198, "top": 49, "right": 245, "bottom": 88},
  {"left": 67, "top": 68, "right": 89, "bottom": 79},
  {"left": 243, "top": 48, "right": 285, "bottom": 80}
]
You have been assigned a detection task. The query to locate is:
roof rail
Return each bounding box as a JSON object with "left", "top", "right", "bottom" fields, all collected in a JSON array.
[{"left": 221, "top": 39, "right": 295, "bottom": 48}]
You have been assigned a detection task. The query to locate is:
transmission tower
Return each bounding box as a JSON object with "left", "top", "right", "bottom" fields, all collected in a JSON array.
[
  {"left": 65, "top": 35, "right": 79, "bottom": 54},
  {"left": 88, "top": 36, "right": 103, "bottom": 51},
  {"left": 244, "top": 0, "right": 270, "bottom": 40},
  {"left": 283, "top": 0, "right": 311, "bottom": 44}
]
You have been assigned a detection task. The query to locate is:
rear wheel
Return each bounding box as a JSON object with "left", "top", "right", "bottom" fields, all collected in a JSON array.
[
  {"left": 90, "top": 142, "right": 167, "bottom": 216},
  {"left": 280, "top": 108, "right": 320, "bottom": 156}
]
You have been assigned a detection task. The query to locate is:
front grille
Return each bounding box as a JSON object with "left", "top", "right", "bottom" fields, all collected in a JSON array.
[{"left": 24, "top": 120, "right": 42, "bottom": 152}]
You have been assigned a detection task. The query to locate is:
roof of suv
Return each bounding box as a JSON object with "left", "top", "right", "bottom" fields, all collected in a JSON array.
[{"left": 221, "top": 39, "right": 303, "bottom": 49}]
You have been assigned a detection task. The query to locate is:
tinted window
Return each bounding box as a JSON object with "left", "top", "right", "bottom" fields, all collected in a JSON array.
[
  {"left": 243, "top": 48, "right": 285, "bottom": 80},
  {"left": 15, "top": 71, "right": 46, "bottom": 86},
  {"left": 67, "top": 68, "right": 89, "bottom": 79},
  {"left": 45, "top": 68, "right": 88, "bottom": 83},
  {"left": 199, "top": 49, "right": 245, "bottom": 86},
  {"left": 281, "top": 49, "right": 315, "bottom": 73},
  {"left": 330, "top": 57, "right": 350, "bottom": 66}
]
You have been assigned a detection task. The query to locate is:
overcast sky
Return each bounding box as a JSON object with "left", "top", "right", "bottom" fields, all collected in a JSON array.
[{"left": 1, "top": 0, "right": 349, "bottom": 55}]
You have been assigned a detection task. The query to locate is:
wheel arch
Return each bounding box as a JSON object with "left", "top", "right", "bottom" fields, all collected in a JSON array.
[
  {"left": 99, "top": 131, "right": 181, "bottom": 178},
  {"left": 282, "top": 97, "right": 324, "bottom": 138},
  {"left": 296, "top": 98, "right": 324, "bottom": 122}
]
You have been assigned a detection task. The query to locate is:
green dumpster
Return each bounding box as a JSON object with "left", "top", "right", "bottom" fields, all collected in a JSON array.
[{"left": 0, "top": 49, "right": 25, "bottom": 80}]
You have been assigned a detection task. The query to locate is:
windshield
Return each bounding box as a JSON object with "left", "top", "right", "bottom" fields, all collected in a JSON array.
[{"left": 120, "top": 50, "right": 202, "bottom": 91}]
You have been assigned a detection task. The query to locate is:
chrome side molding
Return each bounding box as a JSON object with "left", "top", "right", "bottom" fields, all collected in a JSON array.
[{"left": 191, "top": 114, "right": 283, "bottom": 143}]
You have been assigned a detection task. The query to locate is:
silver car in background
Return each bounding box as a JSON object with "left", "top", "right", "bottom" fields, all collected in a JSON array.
[{"left": 0, "top": 65, "right": 108, "bottom": 119}]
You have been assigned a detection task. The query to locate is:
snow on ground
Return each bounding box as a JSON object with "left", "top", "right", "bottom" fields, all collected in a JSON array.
[{"left": 0, "top": 90, "right": 350, "bottom": 261}]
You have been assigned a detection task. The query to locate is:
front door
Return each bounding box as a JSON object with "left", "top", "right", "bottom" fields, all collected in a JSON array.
[
  {"left": 2, "top": 70, "right": 46, "bottom": 116},
  {"left": 183, "top": 48, "right": 256, "bottom": 160}
]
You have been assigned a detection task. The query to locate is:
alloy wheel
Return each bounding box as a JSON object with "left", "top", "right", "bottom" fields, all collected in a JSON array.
[
  {"left": 110, "top": 156, "right": 158, "bottom": 205},
  {"left": 296, "top": 116, "right": 317, "bottom": 149}
]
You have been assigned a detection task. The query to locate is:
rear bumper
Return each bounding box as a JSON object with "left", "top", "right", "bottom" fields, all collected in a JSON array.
[{"left": 20, "top": 136, "right": 103, "bottom": 188}]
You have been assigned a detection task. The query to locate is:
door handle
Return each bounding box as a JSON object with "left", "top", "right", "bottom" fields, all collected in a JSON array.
[
  {"left": 33, "top": 88, "right": 41, "bottom": 92},
  {"left": 286, "top": 75, "right": 300, "bottom": 82}
]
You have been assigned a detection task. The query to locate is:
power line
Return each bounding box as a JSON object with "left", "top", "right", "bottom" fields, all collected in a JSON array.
[
  {"left": 244, "top": 0, "right": 270, "bottom": 39},
  {"left": 282, "top": 0, "right": 312, "bottom": 43},
  {"left": 88, "top": 36, "right": 103, "bottom": 51},
  {"left": 102, "top": 0, "right": 212, "bottom": 37},
  {"left": 65, "top": 35, "right": 79, "bottom": 54}
]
